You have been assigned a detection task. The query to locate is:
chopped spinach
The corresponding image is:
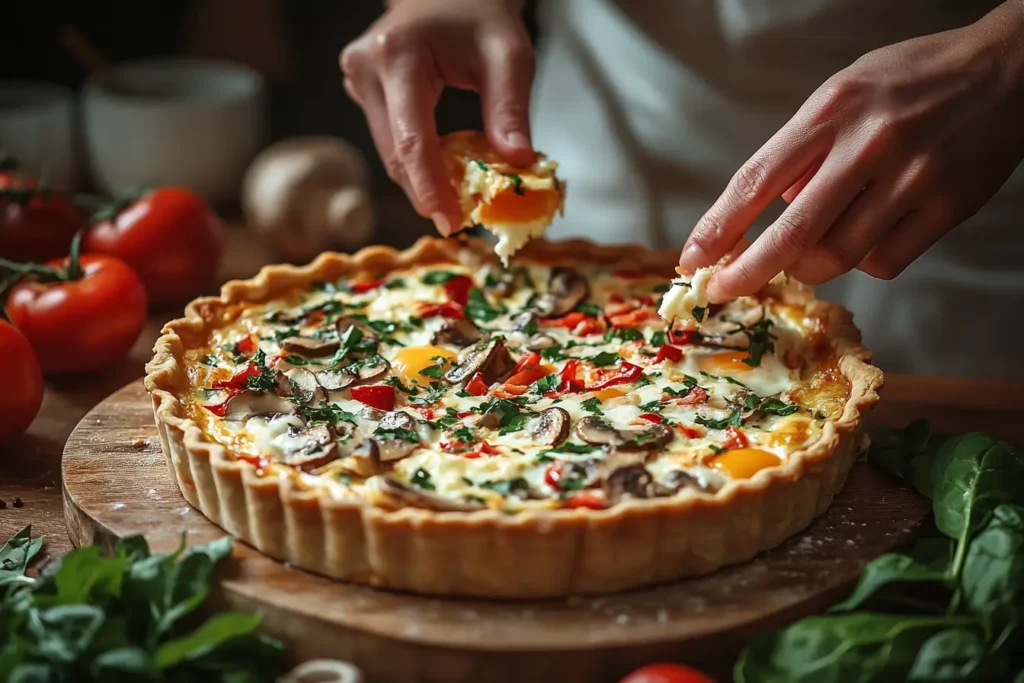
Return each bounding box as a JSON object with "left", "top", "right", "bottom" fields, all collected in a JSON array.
[
  {"left": 464, "top": 288, "right": 506, "bottom": 323},
  {"left": 422, "top": 271, "right": 460, "bottom": 285},
  {"left": 410, "top": 468, "right": 435, "bottom": 490},
  {"left": 505, "top": 173, "right": 525, "bottom": 195},
  {"left": 586, "top": 351, "right": 620, "bottom": 367},
  {"left": 695, "top": 410, "right": 742, "bottom": 430},
  {"left": 481, "top": 477, "right": 531, "bottom": 496},
  {"left": 576, "top": 303, "right": 603, "bottom": 317},
  {"left": 296, "top": 401, "right": 357, "bottom": 426},
  {"left": 581, "top": 397, "right": 602, "bottom": 414}
]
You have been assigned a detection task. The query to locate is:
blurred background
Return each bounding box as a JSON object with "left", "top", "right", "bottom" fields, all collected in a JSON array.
[{"left": 1, "top": 0, "right": 539, "bottom": 258}]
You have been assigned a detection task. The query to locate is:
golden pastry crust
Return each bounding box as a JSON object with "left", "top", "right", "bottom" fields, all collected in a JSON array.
[{"left": 145, "top": 237, "right": 881, "bottom": 597}]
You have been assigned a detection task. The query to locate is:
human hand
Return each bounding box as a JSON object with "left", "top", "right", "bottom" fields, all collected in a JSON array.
[
  {"left": 678, "top": 2, "right": 1024, "bottom": 301},
  {"left": 340, "top": 0, "right": 534, "bottom": 236}
]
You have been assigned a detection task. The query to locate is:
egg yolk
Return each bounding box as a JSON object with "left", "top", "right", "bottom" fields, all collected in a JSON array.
[
  {"left": 764, "top": 416, "right": 812, "bottom": 448},
  {"left": 592, "top": 387, "right": 626, "bottom": 401},
  {"left": 698, "top": 351, "right": 754, "bottom": 375},
  {"left": 391, "top": 345, "right": 458, "bottom": 384},
  {"left": 478, "top": 188, "right": 561, "bottom": 224},
  {"left": 709, "top": 448, "right": 781, "bottom": 479}
]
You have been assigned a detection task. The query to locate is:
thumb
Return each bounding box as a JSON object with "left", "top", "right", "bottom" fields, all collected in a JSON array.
[{"left": 479, "top": 30, "right": 536, "bottom": 167}]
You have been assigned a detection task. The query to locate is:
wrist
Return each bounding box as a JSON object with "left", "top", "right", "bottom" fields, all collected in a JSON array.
[{"left": 972, "top": 1, "right": 1024, "bottom": 94}]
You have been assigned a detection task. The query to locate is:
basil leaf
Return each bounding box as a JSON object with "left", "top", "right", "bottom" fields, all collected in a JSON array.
[
  {"left": 540, "top": 344, "right": 567, "bottom": 361},
  {"left": 695, "top": 410, "right": 741, "bottom": 430},
  {"left": 530, "top": 374, "right": 560, "bottom": 394},
  {"left": 422, "top": 271, "right": 460, "bottom": 285},
  {"left": 586, "top": 351, "right": 620, "bottom": 367},
  {"left": 464, "top": 288, "right": 506, "bottom": 322},
  {"left": 581, "top": 397, "right": 602, "bottom": 414}
]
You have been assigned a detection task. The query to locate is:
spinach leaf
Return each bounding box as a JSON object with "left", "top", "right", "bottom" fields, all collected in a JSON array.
[
  {"left": 907, "top": 627, "right": 1003, "bottom": 681},
  {"left": 869, "top": 420, "right": 936, "bottom": 495},
  {"left": 695, "top": 410, "right": 742, "bottom": 430},
  {"left": 735, "top": 613, "right": 969, "bottom": 683},
  {"left": 155, "top": 612, "right": 263, "bottom": 669},
  {"left": 0, "top": 527, "right": 43, "bottom": 588},
  {"left": 961, "top": 504, "right": 1024, "bottom": 624},
  {"left": 930, "top": 433, "right": 1024, "bottom": 573},
  {"left": 464, "top": 288, "right": 506, "bottom": 322},
  {"left": 422, "top": 271, "right": 460, "bottom": 285},
  {"left": 831, "top": 539, "right": 953, "bottom": 613}
]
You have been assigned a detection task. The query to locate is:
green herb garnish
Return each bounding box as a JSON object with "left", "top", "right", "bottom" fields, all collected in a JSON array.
[
  {"left": 695, "top": 410, "right": 742, "bottom": 430},
  {"left": 422, "top": 271, "right": 460, "bottom": 285},
  {"left": 505, "top": 173, "right": 525, "bottom": 195},
  {"left": 581, "top": 397, "right": 602, "bottom": 414},
  {"left": 464, "top": 287, "right": 506, "bottom": 323},
  {"left": 411, "top": 468, "right": 435, "bottom": 490}
]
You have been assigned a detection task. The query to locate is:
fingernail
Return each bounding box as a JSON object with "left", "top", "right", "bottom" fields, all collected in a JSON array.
[
  {"left": 432, "top": 212, "right": 451, "bottom": 237},
  {"left": 678, "top": 243, "right": 705, "bottom": 273},
  {"left": 505, "top": 131, "right": 531, "bottom": 150}
]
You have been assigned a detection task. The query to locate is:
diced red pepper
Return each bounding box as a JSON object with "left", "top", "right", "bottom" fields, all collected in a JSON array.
[
  {"left": 505, "top": 353, "right": 550, "bottom": 387},
  {"left": 723, "top": 426, "right": 750, "bottom": 450},
  {"left": 204, "top": 400, "right": 230, "bottom": 416},
  {"left": 418, "top": 407, "right": 437, "bottom": 420},
  {"left": 669, "top": 328, "right": 702, "bottom": 345},
  {"left": 456, "top": 411, "right": 473, "bottom": 419},
  {"left": 638, "top": 413, "right": 663, "bottom": 424},
  {"left": 545, "top": 311, "right": 587, "bottom": 328},
  {"left": 350, "top": 384, "right": 396, "bottom": 411},
  {"left": 609, "top": 293, "right": 624, "bottom": 304},
  {"left": 212, "top": 364, "right": 259, "bottom": 391},
  {"left": 587, "top": 362, "right": 643, "bottom": 390},
  {"left": 465, "top": 372, "right": 490, "bottom": 396},
  {"left": 573, "top": 318, "right": 606, "bottom": 336},
  {"left": 677, "top": 424, "right": 703, "bottom": 438},
  {"left": 609, "top": 307, "right": 657, "bottom": 328},
  {"left": 653, "top": 344, "right": 684, "bottom": 364},
  {"left": 418, "top": 301, "right": 465, "bottom": 319},
  {"left": 544, "top": 461, "right": 566, "bottom": 489},
  {"left": 566, "top": 492, "right": 608, "bottom": 510},
  {"left": 493, "top": 384, "right": 529, "bottom": 398},
  {"left": 351, "top": 278, "right": 386, "bottom": 293},
  {"left": 545, "top": 359, "right": 585, "bottom": 397},
  {"left": 663, "top": 386, "right": 709, "bottom": 406},
  {"left": 443, "top": 275, "right": 474, "bottom": 306},
  {"left": 464, "top": 442, "right": 499, "bottom": 459},
  {"left": 235, "top": 335, "right": 257, "bottom": 357}
]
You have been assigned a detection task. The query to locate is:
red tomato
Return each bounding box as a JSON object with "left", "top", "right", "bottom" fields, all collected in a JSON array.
[
  {"left": 653, "top": 344, "right": 684, "bottom": 364},
  {"left": 7, "top": 254, "right": 147, "bottom": 374},
  {"left": 722, "top": 426, "right": 750, "bottom": 450},
  {"left": 84, "top": 187, "right": 224, "bottom": 305},
  {"left": 619, "top": 663, "right": 716, "bottom": 683},
  {"left": 350, "top": 278, "right": 385, "bottom": 293},
  {"left": 0, "top": 172, "right": 84, "bottom": 262},
  {"left": 0, "top": 321, "right": 44, "bottom": 441},
  {"left": 637, "top": 413, "right": 663, "bottom": 424},
  {"left": 350, "top": 384, "right": 396, "bottom": 411},
  {"left": 419, "top": 301, "right": 465, "bottom": 319}
]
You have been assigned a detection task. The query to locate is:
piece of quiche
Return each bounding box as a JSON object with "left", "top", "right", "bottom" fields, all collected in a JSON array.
[{"left": 441, "top": 130, "right": 565, "bottom": 265}]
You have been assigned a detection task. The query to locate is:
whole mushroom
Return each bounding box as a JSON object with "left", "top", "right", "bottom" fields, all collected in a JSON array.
[{"left": 242, "top": 136, "right": 375, "bottom": 262}]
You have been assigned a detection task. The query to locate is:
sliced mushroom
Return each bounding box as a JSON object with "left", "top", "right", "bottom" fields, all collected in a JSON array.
[
  {"left": 279, "top": 424, "right": 339, "bottom": 471},
  {"left": 344, "top": 439, "right": 381, "bottom": 477},
  {"left": 315, "top": 368, "right": 356, "bottom": 391},
  {"left": 353, "top": 355, "right": 390, "bottom": 382},
  {"left": 379, "top": 477, "right": 485, "bottom": 512},
  {"left": 378, "top": 410, "right": 416, "bottom": 432},
  {"left": 280, "top": 336, "right": 339, "bottom": 358},
  {"left": 431, "top": 318, "right": 482, "bottom": 347},
  {"left": 444, "top": 337, "right": 515, "bottom": 385},
  {"left": 574, "top": 416, "right": 673, "bottom": 452},
  {"left": 284, "top": 367, "right": 328, "bottom": 405},
  {"left": 600, "top": 451, "right": 655, "bottom": 502},
  {"left": 525, "top": 333, "right": 557, "bottom": 351},
  {"left": 223, "top": 390, "right": 295, "bottom": 421},
  {"left": 534, "top": 267, "right": 589, "bottom": 318},
  {"left": 656, "top": 469, "right": 722, "bottom": 495},
  {"left": 510, "top": 311, "right": 537, "bottom": 332},
  {"left": 359, "top": 406, "right": 386, "bottom": 421},
  {"left": 526, "top": 407, "right": 570, "bottom": 446}
]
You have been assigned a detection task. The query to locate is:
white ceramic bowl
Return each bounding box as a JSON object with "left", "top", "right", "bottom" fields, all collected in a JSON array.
[
  {"left": 81, "top": 59, "right": 266, "bottom": 203},
  {"left": 0, "top": 81, "right": 79, "bottom": 189}
]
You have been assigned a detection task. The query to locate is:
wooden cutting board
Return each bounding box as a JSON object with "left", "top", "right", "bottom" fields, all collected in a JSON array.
[{"left": 63, "top": 380, "right": 934, "bottom": 683}]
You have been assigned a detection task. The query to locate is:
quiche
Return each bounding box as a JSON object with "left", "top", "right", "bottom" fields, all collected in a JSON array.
[
  {"left": 441, "top": 130, "right": 565, "bottom": 265},
  {"left": 145, "top": 238, "right": 881, "bottom": 598}
]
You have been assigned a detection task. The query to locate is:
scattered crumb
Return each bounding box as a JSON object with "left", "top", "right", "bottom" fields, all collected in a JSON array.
[{"left": 131, "top": 438, "right": 146, "bottom": 449}]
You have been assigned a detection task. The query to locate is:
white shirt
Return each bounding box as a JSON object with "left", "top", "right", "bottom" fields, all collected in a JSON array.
[{"left": 532, "top": 0, "right": 1024, "bottom": 378}]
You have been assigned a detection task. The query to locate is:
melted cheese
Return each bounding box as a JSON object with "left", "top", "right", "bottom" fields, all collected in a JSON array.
[
  {"left": 658, "top": 267, "right": 714, "bottom": 329},
  {"left": 189, "top": 258, "right": 849, "bottom": 512}
]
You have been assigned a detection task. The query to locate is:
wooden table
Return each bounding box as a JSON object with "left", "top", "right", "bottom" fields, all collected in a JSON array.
[{"left": 2, "top": 223, "right": 1024, "bottom": 680}]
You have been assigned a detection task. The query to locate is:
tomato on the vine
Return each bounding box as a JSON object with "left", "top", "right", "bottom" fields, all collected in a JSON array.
[
  {"left": 0, "top": 166, "right": 84, "bottom": 262},
  {"left": 0, "top": 320, "right": 44, "bottom": 441},
  {"left": 84, "top": 187, "right": 224, "bottom": 305},
  {"left": 4, "top": 237, "right": 147, "bottom": 374},
  {"left": 619, "top": 663, "right": 716, "bottom": 683}
]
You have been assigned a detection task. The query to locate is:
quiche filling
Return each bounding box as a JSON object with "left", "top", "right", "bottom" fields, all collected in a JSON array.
[
  {"left": 441, "top": 130, "right": 566, "bottom": 265},
  {"left": 184, "top": 262, "right": 847, "bottom": 514}
]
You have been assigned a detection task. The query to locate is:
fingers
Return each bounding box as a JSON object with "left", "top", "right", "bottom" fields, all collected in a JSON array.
[
  {"left": 859, "top": 201, "right": 950, "bottom": 280},
  {"left": 785, "top": 177, "right": 909, "bottom": 285},
  {"left": 678, "top": 117, "right": 833, "bottom": 274},
  {"left": 705, "top": 148, "right": 873, "bottom": 301},
  {"left": 379, "top": 52, "right": 463, "bottom": 235},
  {"left": 479, "top": 30, "right": 536, "bottom": 167},
  {"left": 781, "top": 154, "right": 825, "bottom": 204}
]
